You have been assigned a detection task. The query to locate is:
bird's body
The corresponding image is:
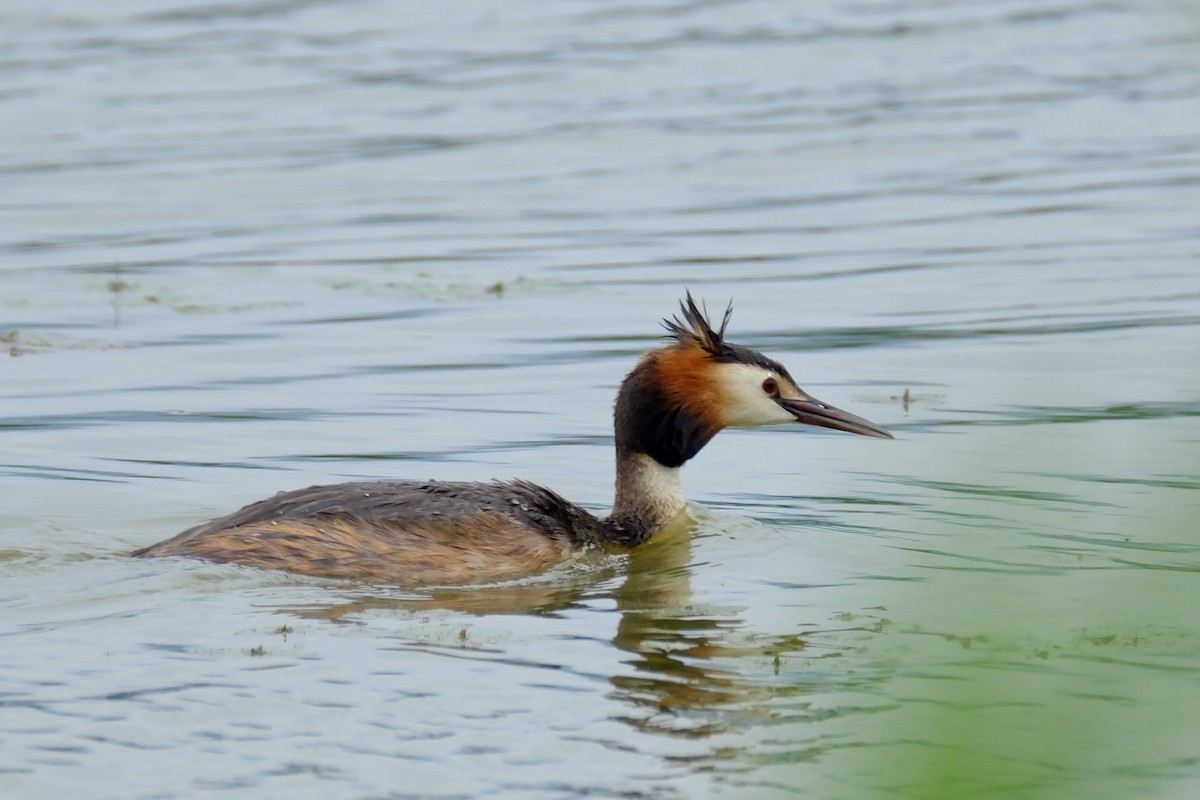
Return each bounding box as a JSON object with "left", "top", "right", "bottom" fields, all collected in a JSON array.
[
  {"left": 134, "top": 294, "right": 892, "bottom": 584},
  {"left": 137, "top": 480, "right": 625, "bottom": 584}
]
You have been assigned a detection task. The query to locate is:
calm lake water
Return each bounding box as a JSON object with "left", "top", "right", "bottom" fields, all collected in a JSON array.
[{"left": 3, "top": 1, "right": 1200, "bottom": 798}]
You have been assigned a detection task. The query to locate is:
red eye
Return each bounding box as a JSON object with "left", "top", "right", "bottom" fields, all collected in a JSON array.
[{"left": 762, "top": 377, "right": 778, "bottom": 395}]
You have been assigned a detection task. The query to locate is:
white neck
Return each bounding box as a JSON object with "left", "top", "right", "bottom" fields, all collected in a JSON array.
[{"left": 609, "top": 451, "right": 686, "bottom": 536}]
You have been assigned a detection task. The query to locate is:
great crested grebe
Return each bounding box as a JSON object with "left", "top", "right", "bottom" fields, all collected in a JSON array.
[{"left": 134, "top": 294, "right": 892, "bottom": 584}]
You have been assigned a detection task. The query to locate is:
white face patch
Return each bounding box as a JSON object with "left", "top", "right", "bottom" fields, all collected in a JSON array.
[{"left": 712, "top": 362, "right": 799, "bottom": 428}]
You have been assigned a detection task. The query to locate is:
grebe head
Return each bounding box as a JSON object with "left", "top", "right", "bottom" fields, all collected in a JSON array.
[{"left": 614, "top": 293, "right": 892, "bottom": 469}]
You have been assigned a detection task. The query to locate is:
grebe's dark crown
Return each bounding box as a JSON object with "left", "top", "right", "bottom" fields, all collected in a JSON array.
[{"left": 662, "top": 290, "right": 797, "bottom": 387}]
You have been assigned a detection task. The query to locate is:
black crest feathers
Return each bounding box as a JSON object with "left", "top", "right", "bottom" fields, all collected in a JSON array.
[
  {"left": 662, "top": 291, "right": 733, "bottom": 357},
  {"left": 660, "top": 292, "right": 796, "bottom": 381}
]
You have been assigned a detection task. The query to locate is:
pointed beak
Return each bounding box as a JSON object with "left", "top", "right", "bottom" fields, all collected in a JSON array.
[{"left": 776, "top": 392, "right": 894, "bottom": 439}]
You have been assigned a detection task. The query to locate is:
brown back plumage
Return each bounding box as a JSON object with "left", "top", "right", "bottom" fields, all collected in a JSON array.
[{"left": 134, "top": 480, "right": 646, "bottom": 584}]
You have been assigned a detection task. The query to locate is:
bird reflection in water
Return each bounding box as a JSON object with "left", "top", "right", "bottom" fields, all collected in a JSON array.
[{"left": 282, "top": 513, "right": 878, "bottom": 752}]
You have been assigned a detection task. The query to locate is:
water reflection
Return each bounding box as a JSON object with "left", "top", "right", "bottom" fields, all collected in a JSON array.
[
  {"left": 282, "top": 562, "right": 616, "bottom": 619},
  {"left": 611, "top": 523, "right": 806, "bottom": 736},
  {"left": 608, "top": 521, "right": 885, "bottom": 751},
  {"left": 282, "top": 515, "right": 880, "bottom": 754}
]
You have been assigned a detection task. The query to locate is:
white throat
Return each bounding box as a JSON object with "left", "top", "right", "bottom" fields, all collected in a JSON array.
[{"left": 610, "top": 451, "right": 686, "bottom": 535}]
